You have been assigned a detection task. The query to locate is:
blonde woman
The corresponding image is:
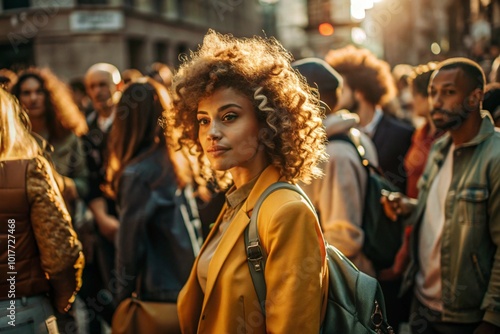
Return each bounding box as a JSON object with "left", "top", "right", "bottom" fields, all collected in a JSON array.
[{"left": 0, "top": 89, "right": 83, "bottom": 332}]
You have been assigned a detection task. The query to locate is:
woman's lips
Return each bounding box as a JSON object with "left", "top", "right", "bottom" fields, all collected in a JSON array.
[{"left": 207, "top": 146, "right": 229, "bottom": 156}]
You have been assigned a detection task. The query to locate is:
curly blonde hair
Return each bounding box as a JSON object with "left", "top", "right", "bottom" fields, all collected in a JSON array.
[{"left": 169, "top": 30, "right": 327, "bottom": 187}]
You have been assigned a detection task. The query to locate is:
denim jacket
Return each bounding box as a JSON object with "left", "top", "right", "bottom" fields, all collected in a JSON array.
[{"left": 401, "top": 114, "right": 500, "bottom": 327}]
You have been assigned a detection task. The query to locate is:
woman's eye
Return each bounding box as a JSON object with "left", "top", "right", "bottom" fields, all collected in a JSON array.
[
  {"left": 223, "top": 113, "right": 237, "bottom": 122},
  {"left": 197, "top": 118, "right": 209, "bottom": 125}
]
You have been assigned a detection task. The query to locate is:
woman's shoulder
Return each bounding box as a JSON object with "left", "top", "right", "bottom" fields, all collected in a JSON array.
[
  {"left": 257, "top": 186, "right": 315, "bottom": 219},
  {"left": 0, "top": 157, "right": 40, "bottom": 189},
  {"left": 124, "top": 149, "right": 169, "bottom": 173},
  {"left": 26, "top": 155, "right": 52, "bottom": 173},
  {"left": 121, "top": 149, "right": 175, "bottom": 185},
  {"left": 25, "top": 155, "right": 61, "bottom": 201}
]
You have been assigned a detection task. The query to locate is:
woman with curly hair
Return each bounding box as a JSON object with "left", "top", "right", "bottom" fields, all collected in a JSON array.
[
  {"left": 11, "top": 68, "right": 89, "bottom": 211},
  {"left": 169, "top": 30, "right": 328, "bottom": 333},
  {"left": 0, "top": 88, "right": 84, "bottom": 332}
]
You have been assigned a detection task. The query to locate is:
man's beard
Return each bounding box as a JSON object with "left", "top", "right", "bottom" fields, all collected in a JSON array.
[{"left": 430, "top": 107, "right": 471, "bottom": 131}]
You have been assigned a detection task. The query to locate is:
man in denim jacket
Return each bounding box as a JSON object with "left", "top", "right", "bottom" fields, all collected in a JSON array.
[{"left": 383, "top": 58, "right": 500, "bottom": 334}]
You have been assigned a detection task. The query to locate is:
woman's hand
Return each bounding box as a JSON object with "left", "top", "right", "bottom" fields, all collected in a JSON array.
[
  {"left": 89, "top": 198, "right": 120, "bottom": 244},
  {"left": 96, "top": 214, "right": 119, "bottom": 244}
]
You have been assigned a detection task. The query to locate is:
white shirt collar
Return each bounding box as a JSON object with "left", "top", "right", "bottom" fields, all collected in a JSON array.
[
  {"left": 97, "top": 109, "right": 115, "bottom": 133},
  {"left": 361, "top": 107, "right": 383, "bottom": 138}
]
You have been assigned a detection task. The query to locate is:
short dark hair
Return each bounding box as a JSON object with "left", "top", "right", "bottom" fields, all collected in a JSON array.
[
  {"left": 409, "top": 62, "right": 437, "bottom": 97},
  {"left": 435, "top": 57, "right": 486, "bottom": 92}
]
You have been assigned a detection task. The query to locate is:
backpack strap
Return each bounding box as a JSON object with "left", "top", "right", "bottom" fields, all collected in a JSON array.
[
  {"left": 245, "top": 182, "right": 316, "bottom": 316},
  {"left": 328, "top": 130, "right": 384, "bottom": 176}
]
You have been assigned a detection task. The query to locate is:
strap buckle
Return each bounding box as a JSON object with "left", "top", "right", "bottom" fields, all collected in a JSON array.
[{"left": 247, "top": 241, "right": 263, "bottom": 272}]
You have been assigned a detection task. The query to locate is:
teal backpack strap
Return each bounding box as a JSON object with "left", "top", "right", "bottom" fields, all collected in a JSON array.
[{"left": 245, "top": 182, "right": 316, "bottom": 316}]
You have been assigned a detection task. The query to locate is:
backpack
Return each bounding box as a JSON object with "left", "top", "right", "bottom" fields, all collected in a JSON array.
[
  {"left": 245, "top": 182, "right": 394, "bottom": 334},
  {"left": 328, "top": 130, "right": 404, "bottom": 271}
]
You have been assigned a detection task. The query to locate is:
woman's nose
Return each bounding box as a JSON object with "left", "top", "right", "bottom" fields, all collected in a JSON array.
[{"left": 207, "top": 121, "right": 222, "bottom": 140}]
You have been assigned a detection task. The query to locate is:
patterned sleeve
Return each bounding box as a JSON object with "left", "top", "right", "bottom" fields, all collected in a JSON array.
[{"left": 27, "top": 155, "right": 84, "bottom": 313}]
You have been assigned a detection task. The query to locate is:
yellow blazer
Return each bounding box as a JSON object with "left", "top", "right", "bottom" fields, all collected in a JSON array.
[{"left": 177, "top": 166, "right": 328, "bottom": 334}]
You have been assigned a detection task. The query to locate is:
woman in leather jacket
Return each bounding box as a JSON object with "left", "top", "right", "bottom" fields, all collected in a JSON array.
[
  {"left": 104, "top": 79, "right": 202, "bottom": 325},
  {"left": 0, "top": 88, "right": 84, "bottom": 333}
]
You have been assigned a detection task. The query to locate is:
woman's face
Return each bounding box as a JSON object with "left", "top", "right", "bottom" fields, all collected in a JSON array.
[
  {"left": 19, "top": 77, "right": 46, "bottom": 118},
  {"left": 197, "top": 87, "right": 268, "bottom": 185}
]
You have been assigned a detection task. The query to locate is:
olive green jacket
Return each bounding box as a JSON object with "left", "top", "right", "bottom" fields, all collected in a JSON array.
[{"left": 402, "top": 113, "right": 500, "bottom": 327}]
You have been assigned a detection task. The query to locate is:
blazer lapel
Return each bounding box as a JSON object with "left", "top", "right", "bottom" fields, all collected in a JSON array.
[{"left": 201, "top": 165, "right": 281, "bottom": 309}]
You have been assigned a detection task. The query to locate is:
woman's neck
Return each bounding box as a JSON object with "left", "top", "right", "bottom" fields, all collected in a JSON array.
[{"left": 30, "top": 116, "right": 48, "bottom": 138}]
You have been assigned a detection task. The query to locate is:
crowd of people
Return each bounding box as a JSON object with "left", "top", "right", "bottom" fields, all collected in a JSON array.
[{"left": 0, "top": 29, "right": 499, "bottom": 334}]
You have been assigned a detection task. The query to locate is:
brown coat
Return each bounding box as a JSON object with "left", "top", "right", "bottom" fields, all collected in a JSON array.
[
  {"left": 177, "top": 166, "right": 328, "bottom": 334},
  {"left": 0, "top": 156, "right": 84, "bottom": 313}
]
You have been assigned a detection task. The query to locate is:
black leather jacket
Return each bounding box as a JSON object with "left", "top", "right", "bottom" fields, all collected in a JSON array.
[{"left": 114, "top": 148, "right": 201, "bottom": 304}]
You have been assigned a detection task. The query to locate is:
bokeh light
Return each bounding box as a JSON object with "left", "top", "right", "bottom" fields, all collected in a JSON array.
[
  {"left": 351, "top": 27, "right": 367, "bottom": 44},
  {"left": 431, "top": 42, "right": 442, "bottom": 55},
  {"left": 319, "top": 23, "right": 335, "bottom": 36},
  {"left": 351, "top": 4, "right": 366, "bottom": 20}
]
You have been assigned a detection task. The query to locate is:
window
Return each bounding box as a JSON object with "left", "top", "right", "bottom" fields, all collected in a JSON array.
[
  {"left": 77, "top": 0, "right": 108, "bottom": 4},
  {"left": 154, "top": 41, "right": 169, "bottom": 64},
  {"left": 128, "top": 38, "right": 144, "bottom": 70},
  {"left": 0, "top": 41, "right": 35, "bottom": 70},
  {"left": 3, "top": 0, "right": 30, "bottom": 10},
  {"left": 153, "top": 0, "right": 164, "bottom": 13},
  {"left": 175, "top": 43, "right": 188, "bottom": 66},
  {"left": 308, "top": 0, "right": 331, "bottom": 27}
]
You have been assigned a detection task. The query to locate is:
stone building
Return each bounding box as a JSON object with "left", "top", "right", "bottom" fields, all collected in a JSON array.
[{"left": 0, "top": 0, "right": 262, "bottom": 80}]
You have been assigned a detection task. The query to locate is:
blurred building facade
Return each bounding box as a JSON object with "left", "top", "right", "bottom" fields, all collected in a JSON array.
[
  {"left": 0, "top": 0, "right": 262, "bottom": 80},
  {"left": 275, "top": 0, "right": 355, "bottom": 60},
  {"left": 275, "top": 0, "right": 500, "bottom": 67},
  {"left": 378, "top": 0, "right": 500, "bottom": 67}
]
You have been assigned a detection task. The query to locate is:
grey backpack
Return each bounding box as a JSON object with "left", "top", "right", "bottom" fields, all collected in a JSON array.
[{"left": 244, "top": 182, "right": 394, "bottom": 333}]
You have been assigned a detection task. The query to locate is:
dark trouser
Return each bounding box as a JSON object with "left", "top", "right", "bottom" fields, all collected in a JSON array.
[
  {"left": 379, "top": 278, "right": 412, "bottom": 331},
  {"left": 0, "top": 294, "right": 57, "bottom": 333},
  {"left": 409, "top": 297, "right": 480, "bottom": 334}
]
